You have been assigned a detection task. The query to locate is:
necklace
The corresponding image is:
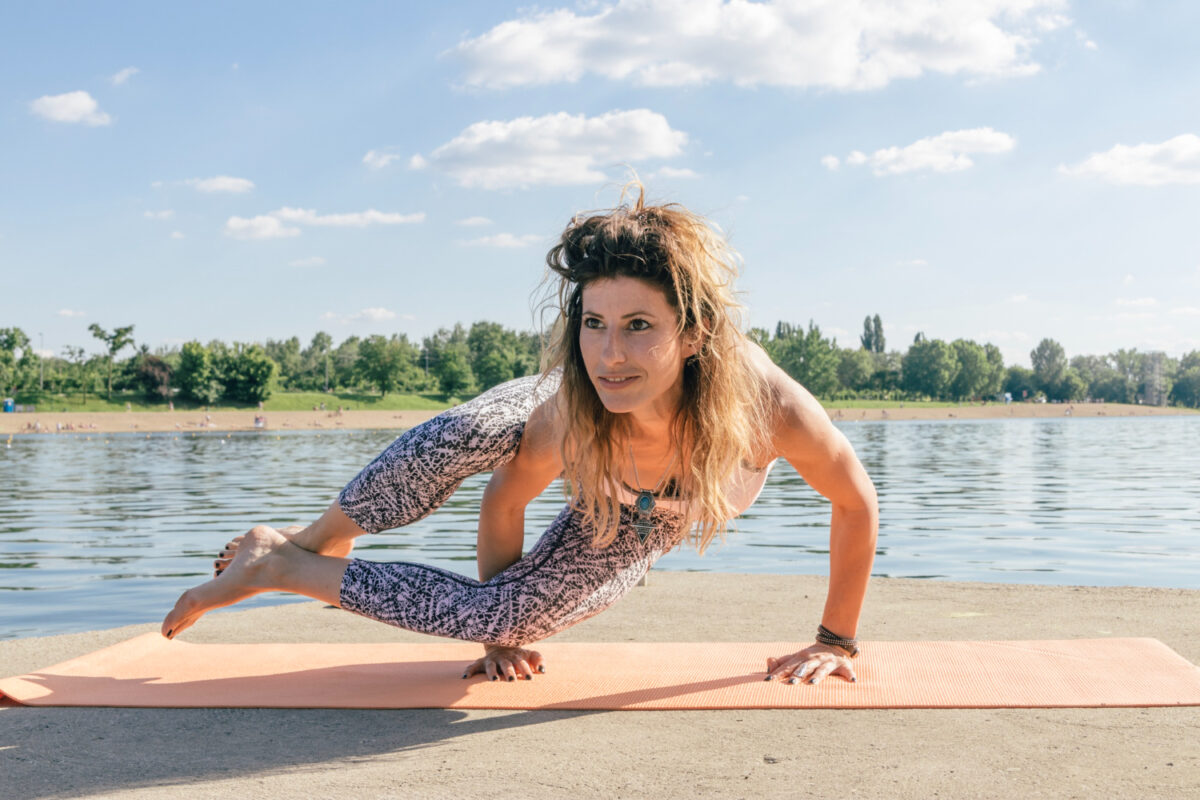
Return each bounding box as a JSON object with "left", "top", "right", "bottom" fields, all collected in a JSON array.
[{"left": 628, "top": 445, "right": 677, "bottom": 543}]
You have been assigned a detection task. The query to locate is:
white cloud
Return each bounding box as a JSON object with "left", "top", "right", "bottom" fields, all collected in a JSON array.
[
  {"left": 224, "top": 215, "right": 302, "bottom": 240},
  {"left": 187, "top": 176, "right": 255, "bottom": 193},
  {"left": 363, "top": 149, "right": 404, "bottom": 170},
  {"left": 1116, "top": 297, "right": 1157, "bottom": 307},
  {"left": 418, "top": 109, "right": 687, "bottom": 189},
  {"left": 1111, "top": 311, "right": 1154, "bottom": 321},
  {"left": 143, "top": 210, "right": 174, "bottom": 220},
  {"left": 33, "top": 348, "right": 54, "bottom": 358},
  {"left": 451, "top": 0, "right": 1069, "bottom": 90},
  {"left": 1123, "top": 274, "right": 1135, "bottom": 285},
  {"left": 409, "top": 154, "right": 428, "bottom": 170},
  {"left": 322, "top": 308, "right": 412, "bottom": 325},
  {"left": 895, "top": 258, "right": 929, "bottom": 268},
  {"left": 272, "top": 207, "right": 425, "bottom": 227},
  {"left": 352, "top": 307, "right": 397, "bottom": 322},
  {"left": 839, "top": 128, "right": 1015, "bottom": 176},
  {"left": 1170, "top": 307, "right": 1200, "bottom": 316},
  {"left": 29, "top": 91, "right": 111, "bottom": 126},
  {"left": 289, "top": 256, "right": 327, "bottom": 268},
  {"left": 1059, "top": 134, "right": 1200, "bottom": 186},
  {"left": 651, "top": 166, "right": 700, "bottom": 179},
  {"left": 820, "top": 155, "right": 840, "bottom": 171},
  {"left": 456, "top": 216, "right": 493, "bottom": 227},
  {"left": 1008, "top": 293, "right": 1029, "bottom": 303},
  {"left": 170, "top": 231, "right": 185, "bottom": 240},
  {"left": 462, "top": 233, "right": 543, "bottom": 248},
  {"left": 57, "top": 309, "right": 87, "bottom": 318},
  {"left": 111, "top": 67, "right": 139, "bottom": 85},
  {"left": 225, "top": 207, "right": 423, "bottom": 239}
]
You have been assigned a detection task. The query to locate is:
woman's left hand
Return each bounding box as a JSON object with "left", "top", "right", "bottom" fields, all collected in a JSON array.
[{"left": 765, "top": 643, "right": 856, "bottom": 685}]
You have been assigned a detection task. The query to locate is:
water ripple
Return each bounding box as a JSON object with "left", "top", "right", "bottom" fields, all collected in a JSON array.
[{"left": 1, "top": 416, "right": 1197, "bottom": 639}]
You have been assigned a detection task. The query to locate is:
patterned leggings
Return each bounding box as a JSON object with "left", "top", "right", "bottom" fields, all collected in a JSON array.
[{"left": 336, "top": 373, "right": 684, "bottom": 647}]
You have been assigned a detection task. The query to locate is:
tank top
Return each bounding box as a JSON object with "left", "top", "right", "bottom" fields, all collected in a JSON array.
[{"left": 616, "top": 458, "right": 777, "bottom": 521}]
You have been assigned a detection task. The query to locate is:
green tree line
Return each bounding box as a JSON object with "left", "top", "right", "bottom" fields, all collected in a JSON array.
[{"left": 3, "top": 315, "right": 1199, "bottom": 408}]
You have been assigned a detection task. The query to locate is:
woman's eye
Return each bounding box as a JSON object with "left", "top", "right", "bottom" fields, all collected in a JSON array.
[
  {"left": 628, "top": 319, "right": 650, "bottom": 331},
  {"left": 583, "top": 318, "right": 602, "bottom": 329}
]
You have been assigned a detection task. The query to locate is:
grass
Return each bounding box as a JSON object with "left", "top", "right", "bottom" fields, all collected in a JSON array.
[
  {"left": 13, "top": 391, "right": 456, "bottom": 413},
  {"left": 822, "top": 398, "right": 966, "bottom": 409}
]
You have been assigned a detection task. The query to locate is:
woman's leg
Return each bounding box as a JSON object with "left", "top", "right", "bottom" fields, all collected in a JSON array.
[
  {"left": 163, "top": 526, "right": 350, "bottom": 638},
  {"left": 166, "top": 373, "right": 560, "bottom": 637}
]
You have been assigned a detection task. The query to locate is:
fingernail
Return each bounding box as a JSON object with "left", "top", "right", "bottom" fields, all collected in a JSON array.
[
  {"left": 166, "top": 629, "right": 173, "bottom": 638},
  {"left": 490, "top": 676, "right": 497, "bottom": 681},
  {"left": 525, "top": 675, "right": 533, "bottom": 680},
  {"left": 851, "top": 677, "right": 857, "bottom": 683},
  {"left": 538, "top": 665, "right": 545, "bottom": 673},
  {"left": 461, "top": 674, "right": 468, "bottom": 679},
  {"left": 808, "top": 678, "right": 817, "bottom": 684},
  {"left": 764, "top": 675, "right": 774, "bottom": 681},
  {"left": 507, "top": 676, "right": 515, "bottom": 682},
  {"left": 787, "top": 677, "right": 798, "bottom": 685}
]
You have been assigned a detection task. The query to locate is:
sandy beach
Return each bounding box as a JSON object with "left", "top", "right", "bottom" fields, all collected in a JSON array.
[
  {"left": 2, "top": 401, "right": 1193, "bottom": 436},
  {"left": 2, "top": 572, "right": 1197, "bottom": 799}
]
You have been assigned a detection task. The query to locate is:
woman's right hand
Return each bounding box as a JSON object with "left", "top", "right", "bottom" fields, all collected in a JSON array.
[{"left": 462, "top": 645, "right": 545, "bottom": 682}]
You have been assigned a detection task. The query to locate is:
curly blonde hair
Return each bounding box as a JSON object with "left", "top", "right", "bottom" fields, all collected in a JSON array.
[{"left": 540, "top": 186, "right": 771, "bottom": 553}]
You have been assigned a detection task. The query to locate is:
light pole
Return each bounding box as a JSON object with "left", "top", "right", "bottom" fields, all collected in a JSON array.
[{"left": 39, "top": 332, "right": 44, "bottom": 391}]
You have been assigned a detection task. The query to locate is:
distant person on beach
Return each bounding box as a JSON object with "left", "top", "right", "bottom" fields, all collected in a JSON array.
[{"left": 163, "top": 187, "right": 878, "bottom": 685}]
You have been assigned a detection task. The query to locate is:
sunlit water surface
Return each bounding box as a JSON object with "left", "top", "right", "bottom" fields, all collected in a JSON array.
[{"left": 1, "top": 416, "right": 1197, "bottom": 639}]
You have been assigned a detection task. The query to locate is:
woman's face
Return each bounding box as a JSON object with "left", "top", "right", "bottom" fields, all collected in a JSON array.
[{"left": 579, "top": 276, "right": 697, "bottom": 418}]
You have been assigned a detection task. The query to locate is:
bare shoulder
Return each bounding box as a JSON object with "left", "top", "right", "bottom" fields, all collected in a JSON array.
[
  {"left": 514, "top": 391, "right": 564, "bottom": 471},
  {"left": 743, "top": 341, "right": 832, "bottom": 459}
]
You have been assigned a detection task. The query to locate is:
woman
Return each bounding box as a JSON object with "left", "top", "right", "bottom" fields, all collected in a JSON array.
[{"left": 162, "top": 189, "right": 878, "bottom": 686}]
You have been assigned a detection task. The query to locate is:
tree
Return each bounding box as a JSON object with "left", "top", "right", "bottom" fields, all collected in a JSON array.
[
  {"left": 264, "top": 336, "right": 302, "bottom": 389},
  {"left": 332, "top": 336, "right": 361, "bottom": 390},
  {"left": 1055, "top": 368, "right": 1088, "bottom": 402},
  {"left": 176, "top": 341, "right": 222, "bottom": 404},
  {"left": 298, "top": 331, "right": 334, "bottom": 391},
  {"left": 1030, "top": 338, "right": 1067, "bottom": 398},
  {"left": 0, "top": 327, "right": 38, "bottom": 398},
  {"left": 1004, "top": 365, "right": 1036, "bottom": 400},
  {"left": 836, "top": 347, "right": 874, "bottom": 394},
  {"left": 772, "top": 321, "right": 839, "bottom": 397},
  {"left": 949, "top": 339, "right": 989, "bottom": 400},
  {"left": 981, "top": 344, "right": 1006, "bottom": 398},
  {"left": 902, "top": 337, "right": 956, "bottom": 399},
  {"left": 467, "top": 321, "right": 518, "bottom": 390},
  {"left": 859, "top": 314, "right": 885, "bottom": 354},
  {"left": 1169, "top": 365, "right": 1200, "bottom": 408},
  {"left": 356, "top": 334, "right": 421, "bottom": 396},
  {"left": 218, "top": 343, "right": 276, "bottom": 404},
  {"left": 424, "top": 325, "right": 478, "bottom": 396},
  {"left": 135, "top": 355, "right": 174, "bottom": 400},
  {"left": 87, "top": 323, "right": 135, "bottom": 399}
]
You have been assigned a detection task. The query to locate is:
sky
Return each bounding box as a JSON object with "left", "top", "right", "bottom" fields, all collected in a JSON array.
[{"left": 2, "top": 0, "right": 1198, "bottom": 368}]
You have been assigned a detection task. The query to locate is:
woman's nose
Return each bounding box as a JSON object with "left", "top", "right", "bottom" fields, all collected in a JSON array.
[{"left": 601, "top": 330, "right": 625, "bottom": 364}]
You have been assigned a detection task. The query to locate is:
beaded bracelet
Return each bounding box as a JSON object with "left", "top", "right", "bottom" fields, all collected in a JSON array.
[{"left": 816, "top": 624, "right": 860, "bottom": 658}]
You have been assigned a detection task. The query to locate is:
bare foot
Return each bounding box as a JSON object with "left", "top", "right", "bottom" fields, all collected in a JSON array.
[
  {"left": 163, "top": 527, "right": 287, "bottom": 639},
  {"left": 214, "top": 524, "right": 352, "bottom": 576}
]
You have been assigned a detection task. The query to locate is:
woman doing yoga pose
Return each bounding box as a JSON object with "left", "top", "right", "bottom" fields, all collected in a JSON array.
[{"left": 162, "top": 189, "right": 878, "bottom": 685}]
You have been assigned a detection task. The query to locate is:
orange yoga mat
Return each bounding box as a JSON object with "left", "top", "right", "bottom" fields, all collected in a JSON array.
[{"left": 3, "top": 634, "right": 1199, "bottom": 710}]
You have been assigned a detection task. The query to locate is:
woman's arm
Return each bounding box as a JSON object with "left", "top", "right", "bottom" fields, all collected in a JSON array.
[
  {"left": 476, "top": 398, "right": 564, "bottom": 582},
  {"left": 752, "top": 347, "right": 879, "bottom": 683},
  {"left": 464, "top": 399, "right": 564, "bottom": 682}
]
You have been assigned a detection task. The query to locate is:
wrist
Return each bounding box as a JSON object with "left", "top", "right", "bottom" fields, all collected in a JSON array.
[{"left": 815, "top": 624, "right": 859, "bottom": 658}]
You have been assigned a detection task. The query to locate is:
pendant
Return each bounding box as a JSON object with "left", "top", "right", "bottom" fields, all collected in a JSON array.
[{"left": 633, "top": 490, "right": 655, "bottom": 543}]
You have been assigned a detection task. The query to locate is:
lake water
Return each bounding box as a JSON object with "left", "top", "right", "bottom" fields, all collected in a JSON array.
[{"left": 1, "top": 416, "right": 1197, "bottom": 640}]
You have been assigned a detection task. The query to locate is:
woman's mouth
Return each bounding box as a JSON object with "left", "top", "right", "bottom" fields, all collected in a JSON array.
[{"left": 597, "top": 375, "right": 638, "bottom": 388}]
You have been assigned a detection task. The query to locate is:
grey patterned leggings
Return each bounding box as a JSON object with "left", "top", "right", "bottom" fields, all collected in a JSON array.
[{"left": 336, "top": 373, "right": 683, "bottom": 647}]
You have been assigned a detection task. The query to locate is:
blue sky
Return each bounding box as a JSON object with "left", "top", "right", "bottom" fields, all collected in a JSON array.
[{"left": 2, "top": 0, "right": 1198, "bottom": 367}]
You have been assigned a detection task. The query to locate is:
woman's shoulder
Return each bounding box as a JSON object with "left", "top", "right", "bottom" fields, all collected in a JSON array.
[{"left": 739, "top": 339, "right": 833, "bottom": 449}]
